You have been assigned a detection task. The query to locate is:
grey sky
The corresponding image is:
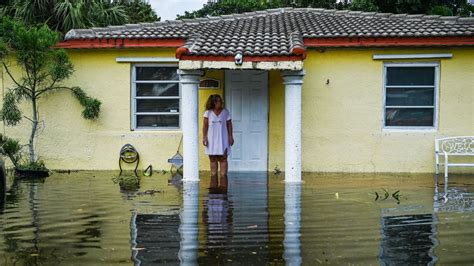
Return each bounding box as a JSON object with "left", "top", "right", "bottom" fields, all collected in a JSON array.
[{"left": 149, "top": 0, "right": 208, "bottom": 21}]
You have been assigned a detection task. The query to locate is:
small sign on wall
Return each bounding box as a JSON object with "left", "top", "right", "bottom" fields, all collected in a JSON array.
[{"left": 199, "top": 78, "right": 220, "bottom": 89}]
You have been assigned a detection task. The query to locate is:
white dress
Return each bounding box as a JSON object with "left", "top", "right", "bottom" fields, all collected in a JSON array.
[{"left": 204, "top": 108, "right": 232, "bottom": 156}]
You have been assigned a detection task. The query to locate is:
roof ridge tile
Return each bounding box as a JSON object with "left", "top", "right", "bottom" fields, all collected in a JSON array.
[{"left": 459, "top": 17, "right": 474, "bottom": 24}]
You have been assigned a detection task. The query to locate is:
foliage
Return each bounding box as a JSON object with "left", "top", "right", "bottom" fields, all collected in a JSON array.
[
  {"left": 0, "top": 134, "right": 22, "bottom": 168},
  {"left": 1, "top": 0, "right": 159, "bottom": 34},
  {"left": 117, "top": 0, "right": 159, "bottom": 24},
  {"left": 178, "top": 0, "right": 349, "bottom": 19},
  {"left": 0, "top": 17, "right": 101, "bottom": 167},
  {"left": 17, "top": 160, "right": 46, "bottom": 170},
  {"left": 431, "top": 5, "right": 454, "bottom": 15},
  {"left": 350, "top": 0, "right": 378, "bottom": 11},
  {"left": 112, "top": 175, "right": 140, "bottom": 191},
  {"left": 178, "top": 0, "right": 281, "bottom": 19},
  {"left": 178, "top": 0, "right": 472, "bottom": 18}
]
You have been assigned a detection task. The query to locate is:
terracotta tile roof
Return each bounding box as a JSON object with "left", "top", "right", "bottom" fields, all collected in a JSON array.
[{"left": 64, "top": 8, "right": 474, "bottom": 56}]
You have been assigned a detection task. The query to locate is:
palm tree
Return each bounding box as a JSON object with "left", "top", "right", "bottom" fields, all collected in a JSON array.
[{"left": 2, "top": 0, "right": 158, "bottom": 34}]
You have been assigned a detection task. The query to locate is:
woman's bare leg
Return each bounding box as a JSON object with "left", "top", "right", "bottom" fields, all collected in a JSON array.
[
  {"left": 209, "top": 156, "right": 218, "bottom": 179},
  {"left": 219, "top": 149, "right": 228, "bottom": 178}
]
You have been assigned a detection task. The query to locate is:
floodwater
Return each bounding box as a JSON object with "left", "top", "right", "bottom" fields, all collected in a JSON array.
[{"left": 0, "top": 171, "right": 473, "bottom": 265}]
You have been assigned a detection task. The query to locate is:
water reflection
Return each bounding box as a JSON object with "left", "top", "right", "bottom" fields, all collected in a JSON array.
[
  {"left": 284, "top": 183, "right": 302, "bottom": 266},
  {"left": 434, "top": 178, "right": 474, "bottom": 212},
  {"left": 199, "top": 172, "right": 272, "bottom": 264},
  {"left": 130, "top": 213, "right": 181, "bottom": 265},
  {"left": 179, "top": 181, "right": 199, "bottom": 265},
  {"left": 201, "top": 175, "right": 232, "bottom": 262},
  {"left": 379, "top": 214, "right": 439, "bottom": 265},
  {"left": 1, "top": 172, "right": 473, "bottom": 264}
]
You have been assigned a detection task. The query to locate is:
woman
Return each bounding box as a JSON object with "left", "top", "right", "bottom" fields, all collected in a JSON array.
[{"left": 202, "top": 94, "right": 234, "bottom": 184}]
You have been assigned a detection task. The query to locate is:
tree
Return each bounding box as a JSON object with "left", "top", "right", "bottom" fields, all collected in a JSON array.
[
  {"left": 178, "top": 0, "right": 471, "bottom": 19},
  {"left": 374, "top": 0, "right": 435, "bottom": 14},
  {"left": 1, "top": 0, "right": 159, "bottom": 34},
  {"left": 177, "top": 0, "right": 278, "bottom": 19},
  {"left": 118, "top": 0, "right": 159, "bottom": 24},
  {"left": 435, "top": 0, "right": 471, "bottom": 16},
  {"left": 177, "top": 0, "right": 344, "bottom": 19},
  {"left": 350, "top": 0, "right": 378, "bottom": 11},
  {"left": 0, "top": 17, "right": 101, "bottom": 169}
]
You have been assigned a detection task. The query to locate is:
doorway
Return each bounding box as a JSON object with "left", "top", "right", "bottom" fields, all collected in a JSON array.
[{"left": 224, "top": 70, "right": 269, "bottom": 171}]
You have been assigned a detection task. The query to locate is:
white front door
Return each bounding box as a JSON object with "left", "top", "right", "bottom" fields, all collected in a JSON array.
[{"left": 225, "top": 70, "right": 268, "bottom": 171}]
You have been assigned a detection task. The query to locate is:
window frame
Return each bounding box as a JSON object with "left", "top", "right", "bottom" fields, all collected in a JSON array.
[
  {"left": 382, "top": 62, "right": 440, "bottom": 131},
  {"left": 131, "top": 63, "right": 181, "bottom": 131}
]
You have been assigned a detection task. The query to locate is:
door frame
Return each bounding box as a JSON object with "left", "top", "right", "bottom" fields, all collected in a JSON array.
[{"left": 224, "top": 69, "right": 269, "bottom": 172}]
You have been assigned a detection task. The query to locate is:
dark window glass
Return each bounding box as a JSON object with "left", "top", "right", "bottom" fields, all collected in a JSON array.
[
  {"left": 136, "top": 67, "right": 178, "bottom": 81},
  {"left": 385, "top": 108, "right": 434, "bottom": 127},
  {"left": 136, "top": 83, "right": 179, "bottom": 97},
  {"left": 199, "top": 79, "right": 219, "bottom": 88},
  {"left": 136, "top": 99, "right": 179, "bottom": 113},
  {"left": 386, "top": 88, "right": 434, "bottom": 106},
  {"left": 137, "top": 115, "right": 179, "bottom": 128},
  {"left": 386, "top": 67, "right": 435, "bottom": 86}
]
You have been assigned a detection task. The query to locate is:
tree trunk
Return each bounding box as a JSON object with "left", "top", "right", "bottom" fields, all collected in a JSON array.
[{"left": 29, "top": 97, "right": 38, "bottom": 164}]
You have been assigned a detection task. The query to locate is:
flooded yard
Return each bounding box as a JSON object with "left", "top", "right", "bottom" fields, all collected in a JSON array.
[{"left": 0, "top": 171, "right": 473, "bottom": 265}]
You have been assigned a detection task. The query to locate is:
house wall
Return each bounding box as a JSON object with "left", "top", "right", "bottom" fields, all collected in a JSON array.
[
  {"left": 0, "top": 48, "right": 221, "bottom": 172},
  {"left": 1, "top": 47, "right": 472, "bottom": 173},
  {"left": 267, "top": 47, "right": 473, "bottom": 173}
]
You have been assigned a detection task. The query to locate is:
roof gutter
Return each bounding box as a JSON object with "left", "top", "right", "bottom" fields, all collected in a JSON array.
[
  {"left": 304, "top": 36, "right": 474, "bottom": 48},
  {"left": 55, "top": 38, "right": 185, "bottom": 49}
]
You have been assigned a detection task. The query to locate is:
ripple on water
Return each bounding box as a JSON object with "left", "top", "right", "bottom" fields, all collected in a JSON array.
[{"left": 0, "top": 171, "right": 473, "bottom": 264}]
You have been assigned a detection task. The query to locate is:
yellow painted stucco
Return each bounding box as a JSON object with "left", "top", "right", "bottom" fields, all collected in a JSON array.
[
  {"left": 0, "top": 47, "right": 473, "bottom": 173},
  {"left": 298, "top": 48, "right": 474, "bottom": 173}
]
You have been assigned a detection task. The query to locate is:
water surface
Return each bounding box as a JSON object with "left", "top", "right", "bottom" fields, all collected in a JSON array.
[{"left": 0, "top": 171, "right": 473, "bottom": 265}]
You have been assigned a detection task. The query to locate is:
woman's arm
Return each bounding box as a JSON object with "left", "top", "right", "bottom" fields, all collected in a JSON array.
[
  {"left": 203, "top": 117, "right": 209, "bottom": 146},
  {"left": 227, "top": 120, "right": 234, "bottom": 146}
]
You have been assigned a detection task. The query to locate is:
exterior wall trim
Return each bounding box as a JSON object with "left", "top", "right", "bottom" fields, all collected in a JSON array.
[
  {"left": 55, "top": 38, "right": 185, "bottom": 49},
  {"left": 178, "top": 55, "right": 304, "bottom": 62},
  {"left": 373, "top": 53, "right": 453, "bottom": 60},
  {"left": 179, "top": 60, "right": 303, "bottom": 70},
  {"left": 117, "top": 57, "right": 179, "bottom": 63},
  {"left": 305, "top": 36, "right": 474, "bottom": 48}
]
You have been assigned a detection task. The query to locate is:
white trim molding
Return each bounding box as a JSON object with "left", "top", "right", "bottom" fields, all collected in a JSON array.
[
  {"left": 179, "top": 60, "right": 303, "bottom": 70},
  {"left": 373, "top": 53, "right": 452, "bottom": 60},
  {"left": 117, "top": 57, "right": 179, "bottom": 63}
]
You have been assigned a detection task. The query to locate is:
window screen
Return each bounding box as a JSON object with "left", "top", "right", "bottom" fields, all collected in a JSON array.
[
  {"left": 384, "top": 65, "right": 437, "bottom": 127},
  {"left": 132, "top": 66, "right": 180, "bottom": 129}
]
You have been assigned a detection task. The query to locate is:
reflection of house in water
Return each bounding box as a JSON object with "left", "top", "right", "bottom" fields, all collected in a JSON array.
[
  {"left": 379, "top": 214, "right": 439, "bottom": 265},
  {"left": 434, "top": 182, "right": 474, "bottom": 213},
  {"left": 199, "top": 173, "right": 271, "bottom": 264},
  {"left": 130, "top": 213, "right": 181, "bottom": 265}
]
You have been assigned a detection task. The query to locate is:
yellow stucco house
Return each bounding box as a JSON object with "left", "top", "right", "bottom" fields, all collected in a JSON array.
[{"left": 1, "top": 8, "right": 473, "bottom": 181}]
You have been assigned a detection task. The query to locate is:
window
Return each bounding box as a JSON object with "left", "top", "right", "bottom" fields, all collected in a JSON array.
[
  {"left": 383, "top": 63, "right": 439, "bottom": 129},
  {"left": 132, "top": 65, "right": 180, "bottom": 129}
]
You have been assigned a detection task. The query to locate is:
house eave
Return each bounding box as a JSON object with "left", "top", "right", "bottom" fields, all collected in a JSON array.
[
  {"left": 178, "top": 60, "right": 304, "bottom": 70},
  {"left": 304, "top": 36, "right": 474, "bottom": 48},
  {"left": 55, "top": 38, "right": 185, "bottom": 49}
]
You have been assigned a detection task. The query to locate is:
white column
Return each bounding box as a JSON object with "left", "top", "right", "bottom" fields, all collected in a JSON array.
[
  {"left": 281, "top": 70, "right": 305, "bottom": 183},
  {"left": 178, "top": 181, "right": 199, "bottom": 265},
  {"left": 178, "top": 69, "right": 203, "bottom": 182}
]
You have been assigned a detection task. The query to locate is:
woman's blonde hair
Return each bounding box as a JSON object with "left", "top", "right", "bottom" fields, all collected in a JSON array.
[{"left": 205, "top": 94, "right": 223, "bottom": 110}]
